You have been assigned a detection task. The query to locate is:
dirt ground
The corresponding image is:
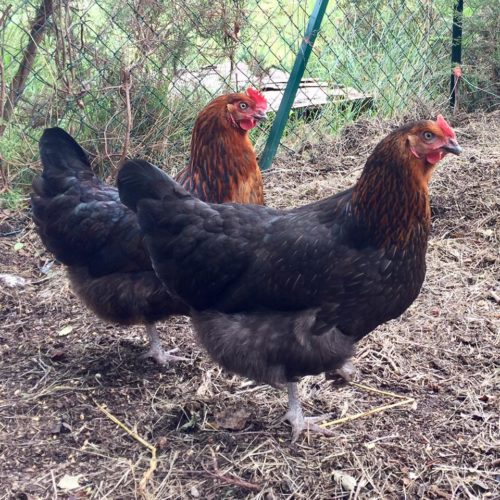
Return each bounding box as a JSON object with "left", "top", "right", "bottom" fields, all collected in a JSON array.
[{"left": 0, "top": 112, "right": 498, "bottom": 499}]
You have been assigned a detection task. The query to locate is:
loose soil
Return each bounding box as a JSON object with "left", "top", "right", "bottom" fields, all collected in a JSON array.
[{"left": 1, "top": 112, "right": 498, "bottom": 499}]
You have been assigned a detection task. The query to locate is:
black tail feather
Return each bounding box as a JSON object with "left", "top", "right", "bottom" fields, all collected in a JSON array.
[
  {"left": 37, "top": 127, "right": 94, "bottom": 196},
  {"left": 117, "top": 159, "right": 175, "bottom": 212},
  {"left": 39, "top": 127, "right": 91, "bottom": 173}
]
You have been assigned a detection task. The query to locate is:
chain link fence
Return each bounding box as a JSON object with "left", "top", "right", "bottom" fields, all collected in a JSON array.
[{"left": 0, "top": 0, "right": 495, "bottom": 190}]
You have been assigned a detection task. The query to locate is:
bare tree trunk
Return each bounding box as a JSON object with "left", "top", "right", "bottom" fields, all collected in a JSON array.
[
  {"left": 0, "top": 5, "right": 13, "bottom": 122},
  {"left": 0, "top": 0, "right": 54, "bottom": 137}
]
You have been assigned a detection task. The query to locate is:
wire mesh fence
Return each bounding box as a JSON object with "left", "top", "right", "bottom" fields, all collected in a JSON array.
[{"left": 0, "top": 0, "right": 493, "bottom": 190}]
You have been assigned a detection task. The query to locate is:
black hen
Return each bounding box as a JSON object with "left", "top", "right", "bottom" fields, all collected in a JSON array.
[
  {"left": 31, "top": 128, "right": 189, "bottom": 364},
  {"left": 117, "top": 117, "right": 461, "bottom": 440}
]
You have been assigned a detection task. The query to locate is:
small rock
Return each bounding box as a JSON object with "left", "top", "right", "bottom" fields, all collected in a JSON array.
[
  {"left": 156, "top": 436, "right": 169, "bottom": 451},
  {"left": 49, "top": 419, "right": 72, "bottom": 435},
  {"left": 57, "top": 474, "right": 82, "bottom": 491},
  {"left": 214, "top": 407, "right": 250, "bottom": 431},
  {"left": 0, "top": 273, "right": 26, "bottom": 288},
  {"left": 332, "top": 470, "right": 357, "bottom": 492}
]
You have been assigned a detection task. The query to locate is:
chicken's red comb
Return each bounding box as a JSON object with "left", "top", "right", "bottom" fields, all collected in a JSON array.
[
  {"left": 246, "top": 87, "right": 268, "bottom": 108},
  {"left": 436, "top": 114, "right": 455, "bottom": 138}
]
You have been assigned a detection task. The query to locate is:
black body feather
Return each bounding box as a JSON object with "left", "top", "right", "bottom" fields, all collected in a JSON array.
[
  {"left": 31, "top": 128, "right": 188, "bottom": 325},
  {"left": 117, "top": 121, "right": 432, "bottom": 384}
]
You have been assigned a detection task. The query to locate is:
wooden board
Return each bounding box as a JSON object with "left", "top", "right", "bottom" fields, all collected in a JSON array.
[
  {"left": 262, "top": 82, "right": 371, "bottom": 112},
  {"left": 170, "top": 62, "right": 372, "bottom": 111}
]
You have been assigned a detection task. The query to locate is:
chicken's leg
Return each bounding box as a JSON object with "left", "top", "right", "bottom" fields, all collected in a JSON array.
[
  {"left": 283, "top": 382, "right": 334, "bottom": 441},
  {"left": 142, "top": 323, "right": 188, "bottom": 365}
]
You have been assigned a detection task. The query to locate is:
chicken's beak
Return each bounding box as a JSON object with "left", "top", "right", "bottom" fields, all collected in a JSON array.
[
  {"left": 253, "top": 111, "right": 268, "bottom": 122},
  {"left": 442, "top": 138, "right": 462, "bottom": 156}
]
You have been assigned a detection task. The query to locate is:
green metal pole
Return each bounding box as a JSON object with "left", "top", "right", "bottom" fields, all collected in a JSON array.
[
  {"left": 449, "top": 0, "right": 463, "bottom": 109},
  {"left": 259, "top": 0, "right": 330, "bottom": 171}
]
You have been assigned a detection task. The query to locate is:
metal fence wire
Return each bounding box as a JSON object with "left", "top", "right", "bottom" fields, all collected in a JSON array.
[{"left": 0, "top": 0, "right": 464, "bottom": 184}]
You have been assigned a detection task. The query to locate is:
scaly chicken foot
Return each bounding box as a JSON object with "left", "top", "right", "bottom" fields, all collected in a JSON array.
[
  {"left": 334, "top": 360, "right": 357, "bottom": 382},
  {"left": 143, "top": 324, "right": 188, "bottom": 365},
  {"left": 283, "top": 382, "right": 334, "bottom": 442}
]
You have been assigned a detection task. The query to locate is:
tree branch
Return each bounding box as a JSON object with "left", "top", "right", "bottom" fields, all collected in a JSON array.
[
  {"left": 118, "top": 67, "right": 133, "bottom": 167},
  {"left": 0, "top": 5, "right": 13, "bottom": 121},
  {"left": 0, "top": 0, "right": 54, "bottom": 137}
]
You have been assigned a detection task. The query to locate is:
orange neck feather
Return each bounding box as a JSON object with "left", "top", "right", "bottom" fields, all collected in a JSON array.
[
  {"left": 352, "top": 138, "right": 431, "bottom": 247},
  {"left": 184, "top": 101, "right": 263, "bottom": 204}
]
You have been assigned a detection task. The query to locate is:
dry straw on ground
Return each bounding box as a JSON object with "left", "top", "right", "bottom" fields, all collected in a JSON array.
[{"left": 0, "top": 112, "right": 498, "bottom": 498}]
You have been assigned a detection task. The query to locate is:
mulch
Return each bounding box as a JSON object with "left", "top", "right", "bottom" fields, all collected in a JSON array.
[{"left": 0, "top": 111, "right": 498, "bottom": 499}]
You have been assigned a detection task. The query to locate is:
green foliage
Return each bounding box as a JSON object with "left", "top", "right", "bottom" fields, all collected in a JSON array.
[
  {"left": 0, "top": 188, "right": 27, "bottom": 211},
  {"left": 461, "top": 0, "right": 500, "bottom": 110},
  {"left": 0, "top": 0, "right": 495, "bottom": 193}
]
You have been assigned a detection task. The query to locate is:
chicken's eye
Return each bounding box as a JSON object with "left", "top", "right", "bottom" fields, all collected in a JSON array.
[
  {"left": 239, "top": 102, "right": 248, "bottom": 110},
  {"left": 423, "top": 131, "right": 435, "bottom": 141}
]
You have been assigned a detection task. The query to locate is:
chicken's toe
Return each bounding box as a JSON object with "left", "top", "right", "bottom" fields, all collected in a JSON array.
[
  {"left": 284, "top": 382, "right": 334, "bottom": 441},
  {"left": 283, "top": 409, "right": 334, "bottom": 442},
  {"left": 335, "top": 360, "right": 357, "bottom": 382},
  {"left": 143, "top": 323, "right": 189, "bottom": 365},
  {"left": 142, "top": 346, "right": 188, "bottom": 365}
]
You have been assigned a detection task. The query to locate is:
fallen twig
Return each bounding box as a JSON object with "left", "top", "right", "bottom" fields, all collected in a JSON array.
[
  {"left": 97, "top": 403, "right": 157, "bottom": 497},
  {"left": 321, "top": 382, "right": 415, "bottom": 429},
  {"left": 349, "top": 382, "right": 414, "bottom": 400}
]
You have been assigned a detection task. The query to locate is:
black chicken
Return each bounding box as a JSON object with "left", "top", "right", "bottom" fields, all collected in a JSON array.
[
  {"left": 31, "top": 129, "right": 189, "bottom": 363},
  {"left": 117, "top": 116, "right": 461, "bottom": 440}
]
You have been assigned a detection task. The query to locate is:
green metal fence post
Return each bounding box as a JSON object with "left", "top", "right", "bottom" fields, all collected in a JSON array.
[
  {"left": 259, "top": 0, "right": 330, "bottom": 171},
  {"left": 449, "top": 0, "right": 463, "bottom": 109}
]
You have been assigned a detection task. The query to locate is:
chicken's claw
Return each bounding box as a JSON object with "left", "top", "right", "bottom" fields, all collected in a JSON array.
[
  {"left": 325, "top": 360, "right": 357, "bottom": 383},
  {"left": 335, "top": 360, "right": 357, "bottom": 382},
  {"left": 143, "top": 323, "right": 189, "bottom": 365},
  {"left": 284, "top": 382, "right": 335, "bottom": 441},
  {"left": 141, "top": 346, "right": 189, "bottom": 365},
  {"left": 283, "top": 410, "right": 335, "bottom": 442}
]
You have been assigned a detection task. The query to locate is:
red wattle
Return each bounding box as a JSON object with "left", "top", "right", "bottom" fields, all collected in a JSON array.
[
  {"left": 239, "top": 119, "right": 256, "bottom": 131},
  {"left": 426, "top": 151, "right": 443, "bottom": 165}
]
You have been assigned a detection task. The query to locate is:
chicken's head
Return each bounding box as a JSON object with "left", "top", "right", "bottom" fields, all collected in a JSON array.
[
  {"left": 407, "top": 115, "right": 462, "bottom": 166},
  {"left": 226, "top": 88, "right": 268, "bottom": 131}
]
